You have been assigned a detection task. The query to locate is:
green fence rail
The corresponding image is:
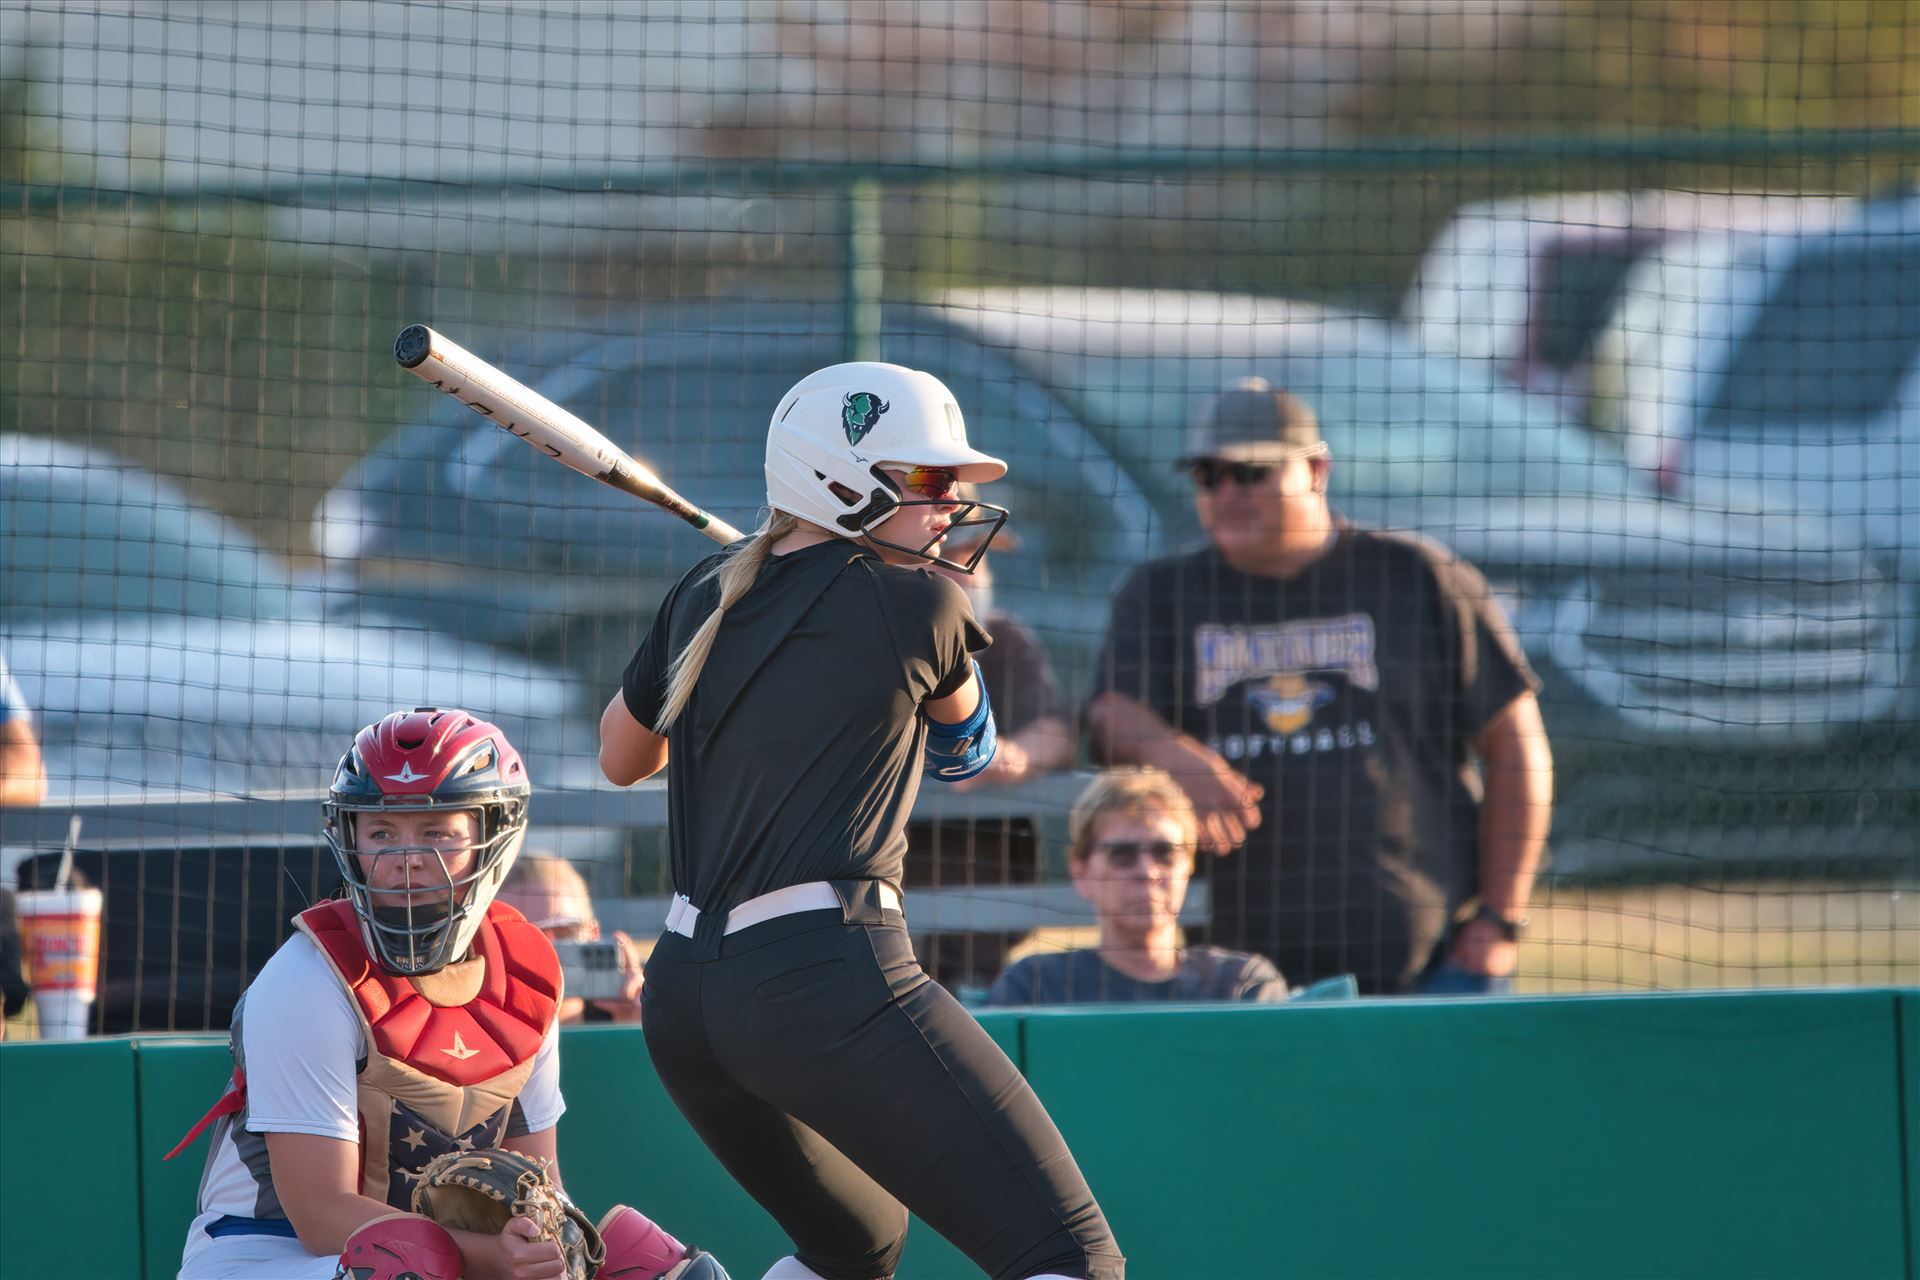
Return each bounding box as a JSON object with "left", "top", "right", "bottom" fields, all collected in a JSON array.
[
  {"left": 7, "top": 129, "right": 1917, "bottom": 362},
  {"left": 2, "top": 988, "right": 1913, "bottom": 1280}
]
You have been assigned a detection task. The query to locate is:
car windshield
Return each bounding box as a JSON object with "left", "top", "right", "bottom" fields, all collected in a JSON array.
[
  {"left": 1701, "top": 233, "right": 1920, "bottom": 438},
  {"left": 1533, "top": 237, "right": 1654, "bottom": 370},
  {"left": 2, "top": 449, "right": 294, "bottom": 621},
  {"left": 1039, "top": 345, "right": 1620, "bottom": 509}
]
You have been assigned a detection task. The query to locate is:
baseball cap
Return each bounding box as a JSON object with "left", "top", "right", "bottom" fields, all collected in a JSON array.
[{"left": 1179, "top": 377, "right": 1328, "bottom": 466}]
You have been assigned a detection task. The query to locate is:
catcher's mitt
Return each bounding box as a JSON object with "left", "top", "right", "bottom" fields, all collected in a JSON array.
[{"left": 412, "top": 1146, "right": 607, "bottom": 1280}]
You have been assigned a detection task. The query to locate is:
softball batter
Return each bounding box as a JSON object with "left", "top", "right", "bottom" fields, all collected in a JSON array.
[{"left": 600, "top": 363, "right": 1124, "bottom": 1280}]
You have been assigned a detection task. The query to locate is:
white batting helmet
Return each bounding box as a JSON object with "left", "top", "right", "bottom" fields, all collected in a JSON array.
[{"left": 765, "top": 362, "right": 1008, "bottom": 566}]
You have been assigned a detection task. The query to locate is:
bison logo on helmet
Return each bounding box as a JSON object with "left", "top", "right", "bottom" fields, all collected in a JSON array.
[{"left": 842, "top": 391, "right": 890, "bottom": 445}]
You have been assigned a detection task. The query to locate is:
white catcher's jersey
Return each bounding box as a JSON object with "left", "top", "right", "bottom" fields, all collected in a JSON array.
[{"left": 177, "top": 933, "right": 562, "bottom": 1277}]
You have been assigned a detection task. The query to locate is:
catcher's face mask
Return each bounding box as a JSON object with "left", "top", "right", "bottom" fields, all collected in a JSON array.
[
  {"left": 360, "top": 808, "right": 476, "bottom": 955},
  {"left": 332, "top": 806, "right": 518, "bottom": 975},
  {"left": 325, "top": 708, "right": 532, "bottom": 976}
]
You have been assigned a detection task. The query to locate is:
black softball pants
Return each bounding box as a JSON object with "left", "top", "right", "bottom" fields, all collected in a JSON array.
[{"left": 641, "top": 901, "right": 1124, "bottom": 1280}]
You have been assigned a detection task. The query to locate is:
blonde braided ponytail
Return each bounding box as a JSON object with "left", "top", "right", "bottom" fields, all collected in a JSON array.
[{"left": 653, "top": 510, "right": 801, "bottom": 732}]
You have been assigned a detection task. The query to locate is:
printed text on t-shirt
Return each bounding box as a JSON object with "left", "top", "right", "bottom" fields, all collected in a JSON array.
[
  {"left": 1193, "top": 616, "right": 1379, "bottom": 706},
  {"left": 1209, "top": 721, "right": 1376, "bottom": 761}
]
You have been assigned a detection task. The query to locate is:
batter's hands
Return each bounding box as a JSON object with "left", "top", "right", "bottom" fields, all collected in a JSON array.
[
  {"left": 1153, "top": 738, "right": 1263, "bottom": 854},
  {"left": 483, "top": 1216, "right": 565, "bottom": 1280},
  {"left": 1448, "top": 916, "right": 1519, "bottom": 977}
]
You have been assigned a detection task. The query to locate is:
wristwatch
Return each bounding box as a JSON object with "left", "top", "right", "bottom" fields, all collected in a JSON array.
[{"left": 1470, "top": 904, "right": 1528, "bottom": 942}]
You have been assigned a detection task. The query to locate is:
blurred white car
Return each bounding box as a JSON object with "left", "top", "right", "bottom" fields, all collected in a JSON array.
[
  {"left": 1404, "top": 190, "right": 1855, "bottom": 420},
  {"left": 2, "top": 435, "right": 597, "bottom": 797},
  {"left": 1588, "top": 192, "right": 1920, "bottom": 719}
]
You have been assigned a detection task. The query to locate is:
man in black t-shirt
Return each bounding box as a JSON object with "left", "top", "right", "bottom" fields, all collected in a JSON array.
[{"left": 1086, "top": 379, "right": 1554, "bottom": 995}]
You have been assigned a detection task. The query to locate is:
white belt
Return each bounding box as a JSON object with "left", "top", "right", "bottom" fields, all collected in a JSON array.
[{"left": 665, "top": 880, "right": 903, "bottom": 940}]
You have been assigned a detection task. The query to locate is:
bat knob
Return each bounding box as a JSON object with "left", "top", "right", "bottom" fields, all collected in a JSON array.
[{"left": 394, "top": 325, "right": 434, "bottom": 369}]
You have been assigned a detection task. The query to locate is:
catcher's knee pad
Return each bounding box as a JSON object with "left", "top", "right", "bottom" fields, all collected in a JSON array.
[
  {"left": 597, "top": 1204, "right": 726, "bottom": 1280},
  {"left": 337, "top": 1212, "right": 463, "bottom": 1280}
]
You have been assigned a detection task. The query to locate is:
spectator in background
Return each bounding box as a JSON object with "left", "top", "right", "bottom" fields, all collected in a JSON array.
[
  {"left": 986, "top": 768, "right": 1287, "bottom": 1006},
  {"left": 0, "top": 889, "right": 29, "bottom": 1040},
  {"left": 498, "top": 853, "right": 645, "bottom": 1023},
  {"left": 929, "top": 498, "right": 1075, "bottom": 789},
  {"left": 1086, "top": 379, "right": 1553, "bottom": 996},
  {"left": 0, "top": 651, "right": 49, "bottom": 807}
]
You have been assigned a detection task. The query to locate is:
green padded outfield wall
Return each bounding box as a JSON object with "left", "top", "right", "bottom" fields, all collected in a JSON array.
[
  {"left": 0, "top": 1039, "right": 145, "bottom": 1280},
  {"left": 1903, "top": 991, "right": 1919, "bottom": 1280},
  {"left": 1024, "top": 990, "right": 1910, "bottom": 1280},
  {"left": 0, "top": 992, "right": 1910, "bottom": 1280},
  {"left": 114, "top": 1013, "right": 1025, "bottom": 1280},
  {"left": 134, "top": 1038, "right": 229, "bottom": 1280}
]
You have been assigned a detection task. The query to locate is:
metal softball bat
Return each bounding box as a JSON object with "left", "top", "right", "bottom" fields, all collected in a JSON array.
[{"left": 394, "top": 324, "right": 744, "bottom": 545}]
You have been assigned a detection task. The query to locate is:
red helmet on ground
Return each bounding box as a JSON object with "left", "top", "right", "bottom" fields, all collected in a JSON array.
[{"left": 324, "top": 707, "right": 531, "bottom": 975}]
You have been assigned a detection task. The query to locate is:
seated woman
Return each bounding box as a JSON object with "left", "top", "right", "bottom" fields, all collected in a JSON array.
[{"left": 985, "top": 768, "right": 1289, "bottom": 1006}]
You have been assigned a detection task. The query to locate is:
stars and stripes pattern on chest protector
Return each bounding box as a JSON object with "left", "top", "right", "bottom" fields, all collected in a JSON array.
[{"left": 297, "top": 899, "right": 561, "bottom": 1207}]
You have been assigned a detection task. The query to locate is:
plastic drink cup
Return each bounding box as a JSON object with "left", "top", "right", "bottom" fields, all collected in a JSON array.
[{"left": 16, "top": 886, "right": 102, "bottom": 1039}]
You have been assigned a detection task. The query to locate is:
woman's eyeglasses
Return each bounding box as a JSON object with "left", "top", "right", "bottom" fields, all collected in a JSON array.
[
  {"left": 527, "top": 915, "right": 593, "bottom": 943},
  {"left": 1092, "top": 839, "right": 1189, "bottom": 869},
  {"left": 899, "top": 467, "right": 961, "bottom": 501},
  {"left": 1187, "top": 459, "right": 1275, "bottom": 491}
]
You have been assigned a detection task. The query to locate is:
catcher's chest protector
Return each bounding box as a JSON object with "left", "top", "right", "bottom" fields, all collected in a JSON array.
[{"left": 298, "top": 899, "right": 561, "bottom": 1208}]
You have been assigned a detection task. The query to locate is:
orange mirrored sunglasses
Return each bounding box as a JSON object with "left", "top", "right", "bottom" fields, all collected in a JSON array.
[{"left": 900, "top": 467, "right": 961, "bottom": 500}]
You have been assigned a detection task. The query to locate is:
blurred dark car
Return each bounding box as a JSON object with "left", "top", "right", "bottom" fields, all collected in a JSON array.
[
  {"left": 312, "top": 301, "right": 1163, "bottom": 692},
  {"left": 2, "top": 435, "right": 598, "bottom": 798},
  {"left": 932, "top": 289, "right": 1914, "bottom": 874}
]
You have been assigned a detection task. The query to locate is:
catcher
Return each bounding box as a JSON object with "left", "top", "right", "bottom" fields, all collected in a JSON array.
[{"left": 171, "top": 707, "right": 726, "bottom": 1280}]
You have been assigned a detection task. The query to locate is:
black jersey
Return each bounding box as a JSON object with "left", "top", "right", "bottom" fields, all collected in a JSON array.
[
  {"left": 1092, "top": 524, "right": 1538, "bottom": 993},
  {"left": 623, "top": 539, "right": 988, "bottom": 915}
]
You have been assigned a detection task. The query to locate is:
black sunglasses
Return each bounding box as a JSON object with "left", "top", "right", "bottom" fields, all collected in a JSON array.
[
  {"left": 1186, "top": 459, "right": 1275, "bottom": 491},
  {"left": 1092, "top": 839, "right": 1189, "bottom": 869}
]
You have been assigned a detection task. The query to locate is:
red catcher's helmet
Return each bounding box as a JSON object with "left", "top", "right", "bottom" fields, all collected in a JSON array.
[{"left": 324, "top": 707, "right": 531, "bottom": 975}]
